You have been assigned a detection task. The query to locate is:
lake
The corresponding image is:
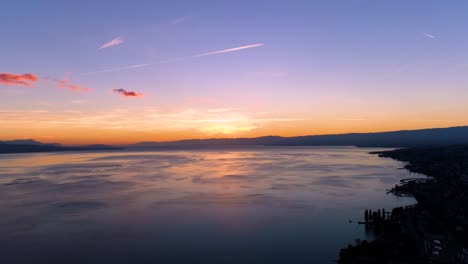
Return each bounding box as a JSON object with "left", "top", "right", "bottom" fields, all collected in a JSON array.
[{"left": 0, "top": 146, "right": 417, "bottom": 263}]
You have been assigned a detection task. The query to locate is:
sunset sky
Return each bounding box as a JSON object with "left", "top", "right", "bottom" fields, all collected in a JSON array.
[{"left": 2, "top": 1, "right": 468, "bottom": 145}]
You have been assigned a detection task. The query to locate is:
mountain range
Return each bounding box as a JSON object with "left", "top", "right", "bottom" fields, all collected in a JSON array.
[
  {"left": 125, "top": 126, "right": 468, "bottom": 149},
  {"left": 2, "top": 126, "right": 468, "bottom": 154}
]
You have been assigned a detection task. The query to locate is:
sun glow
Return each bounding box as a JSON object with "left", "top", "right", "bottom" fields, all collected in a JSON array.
[{"left": 200, "top": 124, "right": 258, "bottom": 135}]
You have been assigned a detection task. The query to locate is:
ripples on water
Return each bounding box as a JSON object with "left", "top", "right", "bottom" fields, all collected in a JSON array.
[{"left": 0, "top": 147, "right": 416, "bottom": 263}]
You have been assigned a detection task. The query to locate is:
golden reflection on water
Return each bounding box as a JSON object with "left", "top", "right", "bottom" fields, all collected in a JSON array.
[
  {"left": 0, "top": 147, "right": 409, "bottom": 206},
  {"left": 0, "top": 147, "right": 420, "bottom": 263}
]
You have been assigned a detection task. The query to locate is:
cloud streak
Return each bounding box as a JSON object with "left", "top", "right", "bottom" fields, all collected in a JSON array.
[
  {"left": 423, "top": 33, "right": 435, "bottom": 39},
  {"left": 192, "top": 43, "right": 264, "bottom": 58},
  {"left": 57, "top": 72, "right": 92, "bottom": 92},
  {"left": 81, "top": 43, "right": 264, "bottom": 75},
  {"left": 112, "top": 88, "right": 143, "bottom": 97},
  {"left": 99, "top": 36, "right": 124, "bottom": 50},
  {"left": 0, "top": 107, "right": 294, "bottom": 136},
  {"left": 81, "top": 64, "right": 151, "bottom": 76},
  {"left": 0, "top": 73, "right": 38, "bottom": 87}
]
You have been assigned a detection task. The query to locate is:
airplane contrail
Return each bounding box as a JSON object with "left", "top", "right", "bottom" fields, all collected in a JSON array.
[
  {"left": 192, "top": 43, "right": 264, "bottom": 57},
  {"left": 81, "top": 64, "right": 153, "bottom": 76},
  {"left": 99, "top": 36, "right": 124, "bottom": 50},
  {"left": 423, "top": 33, "right": 435, "bottom": 39},
  {"left": 81, "top": 43, "right": 264, "bottom": 75}
]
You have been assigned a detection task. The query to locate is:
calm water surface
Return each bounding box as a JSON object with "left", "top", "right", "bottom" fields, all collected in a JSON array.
[{"left": 0, "top": 147, "right": 417, "bottom": 263}]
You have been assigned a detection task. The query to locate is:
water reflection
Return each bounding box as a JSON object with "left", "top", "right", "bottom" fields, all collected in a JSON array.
[{"left": 0, "top": 147, "right": 416, "bottom": 263}]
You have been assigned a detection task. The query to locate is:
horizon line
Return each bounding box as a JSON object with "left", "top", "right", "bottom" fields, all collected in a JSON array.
[{"left": 2, "top": 124, "right": 467, "bottom": 146}]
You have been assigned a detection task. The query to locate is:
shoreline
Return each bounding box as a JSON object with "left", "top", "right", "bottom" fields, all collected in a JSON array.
[{"left": 338, "top": 145, "right": 468, "bottom": 264}]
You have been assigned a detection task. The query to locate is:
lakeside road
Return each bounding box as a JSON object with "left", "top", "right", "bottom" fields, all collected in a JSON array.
[{"left": 338, "top": 145, "right": 468, "bottom": 264}]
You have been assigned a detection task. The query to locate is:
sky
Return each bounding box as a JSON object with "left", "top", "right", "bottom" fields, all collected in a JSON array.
[{"left": 1, "top": 0, "right": 468, "bottom": 145}]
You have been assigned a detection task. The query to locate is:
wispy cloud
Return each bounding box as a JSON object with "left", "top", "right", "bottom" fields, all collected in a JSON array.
[
  {"left": 57, "top": 72, "right": 92, "bottom": 92},
  {"left": 192, "top": 43, "right": 264, "bottom": 58},
  {"left": 81, "top": 64, "right": 151, "bottom": 76},
  {"left": 170, "top": 16, "right": 190, "bottom": 25},
  {"left": 98, "top": 36, "right": 124, "bottom": 50},
  {"left": 0, "top": 73, "right": 38, "bottom": 87},
  {"left": 423, "top": 33, "right": 435, "bottom": 39},
  {"left": 82, "top": 43, "right": 264, "bottom": 75},
  {"left": 112, "top": 88, "right": 144, "bottom": 97},
  {"left": 0, "top": 107, "right": 294, "bottom": 136}
]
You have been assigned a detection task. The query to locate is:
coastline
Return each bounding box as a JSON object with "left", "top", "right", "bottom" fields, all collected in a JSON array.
[{"left": 338, "top": 145, "right": 468, "bottom": 264}]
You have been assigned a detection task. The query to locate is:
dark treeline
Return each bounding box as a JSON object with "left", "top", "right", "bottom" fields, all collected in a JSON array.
[{"left": 364, "top": 208, "right": 387, "bottom": 223}]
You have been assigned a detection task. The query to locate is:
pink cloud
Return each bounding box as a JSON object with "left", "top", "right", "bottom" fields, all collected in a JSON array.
[
  {"left": 112, "top": 88, "right": 144, "bottom": 97},
  {"left": 0, "top": 73, "right": 38, "bottom": 87},
  {"left": 57, "top": 72, "right": 92, "bottom": 92}
]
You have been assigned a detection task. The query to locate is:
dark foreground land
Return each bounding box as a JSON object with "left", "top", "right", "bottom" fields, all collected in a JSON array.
[{"left": 339, "top": 145, "right": 468, "bottom": 264}]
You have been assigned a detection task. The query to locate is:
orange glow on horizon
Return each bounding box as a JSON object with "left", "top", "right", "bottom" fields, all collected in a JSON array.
[
  {"left": 2, "top": 105, "right": 467, "bottom": 145},
  {"left": 2, "top": 121, "right": 467, "bottom": 146}
]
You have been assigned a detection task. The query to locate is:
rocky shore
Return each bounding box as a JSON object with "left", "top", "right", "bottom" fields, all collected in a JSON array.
[{"left": 338, "top": 145, "right": 468, "bottom": 264}]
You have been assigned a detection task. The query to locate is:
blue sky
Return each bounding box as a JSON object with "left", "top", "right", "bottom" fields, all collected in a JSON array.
[{"left": 1, "top": 1, "right": 468, "bottom": 144}]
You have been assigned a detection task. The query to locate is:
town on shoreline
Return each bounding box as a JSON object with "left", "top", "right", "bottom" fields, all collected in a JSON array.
[{"left": 339, "top": 145, "right": 468, "bottom": 264}]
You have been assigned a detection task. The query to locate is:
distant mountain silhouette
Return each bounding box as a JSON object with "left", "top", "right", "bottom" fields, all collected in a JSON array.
[
  {"left": 127, "top": 126, "right": 468, "bottom": 148},
  {"left": 3, "top": 126, "right": 468, "bottom": 154},
  {"left": 132, "top": 136, "right": 285, "bottom": 148},
  {"left": 0, "top": 139, "right": 60, "bottom": 146},
  {"left": 0, "top": 140, "right": 118, "bottom": 154}
]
